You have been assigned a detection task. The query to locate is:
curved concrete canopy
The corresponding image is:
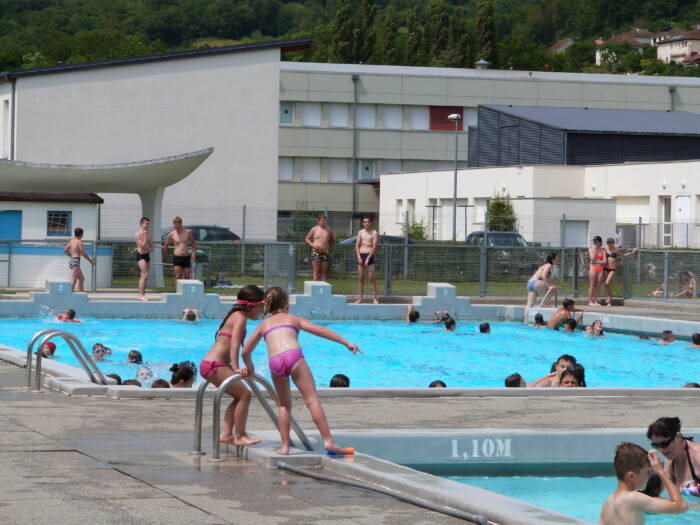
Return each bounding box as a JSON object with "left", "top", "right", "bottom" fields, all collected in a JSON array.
[{"left": 0, "top": 148, "right": 213, "bottom": 193}]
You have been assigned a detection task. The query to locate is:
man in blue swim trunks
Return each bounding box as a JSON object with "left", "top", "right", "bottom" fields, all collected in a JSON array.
[{"left": 355, "top": 216, "right": 379, "bottom": 304}]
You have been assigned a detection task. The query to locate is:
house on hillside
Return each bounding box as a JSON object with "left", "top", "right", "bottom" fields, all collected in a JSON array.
[
  {"left": 595, "top": 29, "right": 650, "bottom": 65},
  {"left": 656, "top": 30, "right": 700, "bottom": 64},
  {"left": 548, "top": 38, "right": 574, "bottom": 54},
  {"left": 651, "top": 27, "right": 687, "bottom": 45}
]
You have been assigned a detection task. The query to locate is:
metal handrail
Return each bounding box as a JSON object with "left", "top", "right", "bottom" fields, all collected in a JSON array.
[
  {"left": 26, "top": 329, "right": 108, "bottom": 391},
  {"left": 192, "top": 373, "right": 313, "bottom": 460}
]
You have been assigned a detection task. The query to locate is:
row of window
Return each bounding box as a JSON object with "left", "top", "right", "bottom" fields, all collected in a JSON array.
[
  {"left": 278, "top": 157, "right": 463, "bottom": 183},
  {"left": 47, "top": 211, "right": 72, "bottom": 236},
  {"left": 0, "top": 98, "right": 10, "bottom": 160},
  {"left": 280, "top": 102, "right": 477, "bottom": 131}
]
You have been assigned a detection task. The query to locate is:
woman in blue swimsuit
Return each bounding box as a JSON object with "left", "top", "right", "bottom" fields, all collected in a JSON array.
[{"left": 524, "top": 253, "right": 558, "bottom": 322}]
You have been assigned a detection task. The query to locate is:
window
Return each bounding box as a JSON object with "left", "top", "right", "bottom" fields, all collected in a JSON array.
[
  {"left": 377, "top": 159, "right": 401, "bottom": 174},
  {"left": 279, "top": 102, "right": 294, "bottom": 125},
  {"left": 327, "top": 158, "right": 349, "bottom": 182},
  {"left": 47, "top": 211, "right": 72, "bottom": 236},
  {"left": 357, "top": 104, "right": 376, "bottom": 128},
  {"left": 463, "top": 107, "right": 478, "bottom": 128},
  {"left": 357, "top": 159, "right": 375, "bottom": 181},
  {"left": 382, "top": 105, "right": 403, "bottom": 129},
  {"left": 278, "top": 157, "right": 293, "bottom": 181},
  {"left": 395, "top": 199, "right": 404, "bottom": 223},
  {"left": 299, "top": 102, "right": 322, "bottom": 127},
  {"left": 429, "top": 106, "right": 463, "bottom": 131},
  {"left": 408, "top": 106, "right": 429, "bottom": 130},
  {"left": 327, "top": 103, "right": 349, "bottom": 128},
  {"left": 299, "top": 158, "right": 321, "bottom": 182}
]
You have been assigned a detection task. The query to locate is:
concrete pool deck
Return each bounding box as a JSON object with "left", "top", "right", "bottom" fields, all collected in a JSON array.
[{"left": 1, "top": 360, "right": 699, "bottom": 524}]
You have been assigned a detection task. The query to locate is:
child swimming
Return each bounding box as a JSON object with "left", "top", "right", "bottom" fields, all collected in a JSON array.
[
  {"left": 242, "top": 287, "right": 362, "bottom": 455},
  {"left": 199, "top": 285, "right": 265, "bottom": 447}
]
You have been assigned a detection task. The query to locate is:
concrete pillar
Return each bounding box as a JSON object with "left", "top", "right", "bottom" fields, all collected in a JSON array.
[{"left": 138, "top": 186, "right": 165, "bottom": 288}]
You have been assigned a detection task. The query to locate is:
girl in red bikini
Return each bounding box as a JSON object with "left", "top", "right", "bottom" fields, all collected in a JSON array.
[
  {"left": 199, "top": 285, "right": 265, "bottom": 447},
  {"left": 587, "top": 236, "right": 606, "bottom": 306},
  {"left": 242, "top": 287, "right": 362, "bottom": 455}
]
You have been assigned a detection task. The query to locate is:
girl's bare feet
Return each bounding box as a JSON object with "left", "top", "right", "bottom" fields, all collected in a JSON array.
[
  {"left": 588, "top": 302, "right": 597, "bottom": 307},
  {"left": 233, "top": 435, "right": 261, "bottom": 446},
  {"left": 325, "top": 441, "right": 345, "bottom": 455},
  {"left": 276, "top": 445, "right": 290, "bottom": 455},
  {"left": 219, "top": 435, "right": 237, "bottom": 445}
]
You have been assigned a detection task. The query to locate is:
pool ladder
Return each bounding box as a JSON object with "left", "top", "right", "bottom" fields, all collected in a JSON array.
[
  {"left": 192, "top": 373, "right": 314, "bottom": 461},
  {"left": 25, "top": 329, "right": 108, "bottom": 391}
]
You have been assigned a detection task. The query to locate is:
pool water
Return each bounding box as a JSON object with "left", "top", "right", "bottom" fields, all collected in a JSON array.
[
  {"left": 1, "top": 317, "right": 698, "bottom": 388},
  {"left": 450, "top": 476, "right": 699, "bottom": 523}
]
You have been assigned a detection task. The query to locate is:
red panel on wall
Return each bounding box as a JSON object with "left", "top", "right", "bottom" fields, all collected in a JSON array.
[{"left": 429, "top": 106, "right": 463, "bottom": 131}]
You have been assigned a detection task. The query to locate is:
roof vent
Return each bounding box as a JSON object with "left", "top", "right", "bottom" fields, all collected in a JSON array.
[{"left": 475, "top": 59, "right": 490, "bottom": 70}]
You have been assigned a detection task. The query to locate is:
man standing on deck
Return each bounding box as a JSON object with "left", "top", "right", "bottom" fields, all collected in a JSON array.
[
  {"left": 355, "top": 216, "right": 379, "bottom": 303},
  {"left": 162, "top": 216, "right": 196, "bottom": 281},
  {"left": 135, "top": 217, "right": 154, "bottom": 302},
  {"left": 305, "top": 214, "right": 335, "bottom": 281}
]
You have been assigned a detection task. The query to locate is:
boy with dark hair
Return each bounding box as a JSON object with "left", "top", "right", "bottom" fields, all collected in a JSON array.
[
  {"left": 64, "top": 227, "right": 95, "bottom": 292},
  {"left": 479, "top": 322, "right": 490, "bottom": 334},
  {"left": 444, "top": 318, "right": 456, "bottom": 332},
  {"left": 563, "top": 318, "right": 578, "bottom": 333},
  {"left": 660, "top": 330, "right": 676, "bottom": 345},
  {"left": 329, "top": 374, "right": 350, "bottom": 387},
  {"left": 599, "top": 443, "right": 686, "bottom": 524},
  {"left": 406, "top": 304, "right": 420, "bottom": 323},
  {"left": 504, "top": 373, "right": 526, "bottom": 387},
  {"left": 546, "top": 299, "right": 585, "bottom": 330},
  {"left": 533, "top": 313, "right": 545, "bottom": 328},
  {"left": 691, "top": 333, "right": 700, "bottom": 348}
]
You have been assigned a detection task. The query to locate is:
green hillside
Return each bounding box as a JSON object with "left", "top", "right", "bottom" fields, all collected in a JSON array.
[{"left": 2, "top": 0, "right": 700, "bottom": 76}]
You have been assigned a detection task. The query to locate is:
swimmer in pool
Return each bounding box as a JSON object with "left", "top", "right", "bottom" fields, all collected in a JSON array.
[
  {"left": 242, "top": 287, "right": 361, "bottom": 455},
  {"left": 530, "top": 354, "right": 577, "bottom": 388},
  {"left": 585, "top": 319, "right": 605, "bottom": 336},
  {"left": 546, "top": 299, "right": 585, "bottom": 330},
  {"left": 599, "top": 443, "right": 686, "bottom": 524}
]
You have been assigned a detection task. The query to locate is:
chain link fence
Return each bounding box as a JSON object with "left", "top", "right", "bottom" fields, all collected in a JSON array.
[{"left": 2, "top": 238, "right": 699, "bottom": 301}]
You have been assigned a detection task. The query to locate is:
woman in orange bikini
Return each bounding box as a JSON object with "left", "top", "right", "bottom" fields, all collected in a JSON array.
[
  {"left": 588, "top": 236, "right": 606, "bottom": 306},
  {"left": 199, "top": 285, "right": 265, "bottom": 447},
  {"left": 603, "top": 237, "right": 637, "bottom": 306}
]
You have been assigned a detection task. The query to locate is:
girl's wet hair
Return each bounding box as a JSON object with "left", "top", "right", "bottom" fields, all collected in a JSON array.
[
  {"left": 216, "top": 285, "right": 265, "bottom": 338},
  {"left": 127, "top": 350, "right": 142, "bottom": 364},
  {"left": 65, "top": 309, "right": 76, "bottom": 320},
  {"left": 559, "top": 368, "right": 580, "bottom": 386},
  {"left": 265, "top": 286, "right": 289, "bottom": 314},
  {"left": 170, "top": 362, "right": 195, "bottom": 385},
  {"left": 646, "top": 417, "right": 682, "bottom": 439}
]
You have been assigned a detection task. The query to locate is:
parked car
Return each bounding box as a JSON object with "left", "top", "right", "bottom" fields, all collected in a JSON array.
[
  {"left": 465, "top": 231, "right": 539, "bottom": 280},
  {"left": 160, "top": 225, "right": 241, "bottom": 264}
]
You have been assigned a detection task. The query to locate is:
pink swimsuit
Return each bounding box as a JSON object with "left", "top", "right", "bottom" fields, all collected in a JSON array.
[
  {"left": 265, "top": 324, "right": 304, "bottom": 378},
  {"left": 199, "top": 329, "right": 245, "bottom": 380}
]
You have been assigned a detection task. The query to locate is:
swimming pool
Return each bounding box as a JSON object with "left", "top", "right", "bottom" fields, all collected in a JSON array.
[
  {"left": 2, "top": 317, "right": 699, "bottom": 388},
  {"left": 450, "top": 475, "right": 699, "bottom": 524}
]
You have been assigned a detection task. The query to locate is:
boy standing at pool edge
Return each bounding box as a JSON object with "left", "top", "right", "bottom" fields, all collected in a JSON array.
[
  {"left": 64, "top": 227, "right": 94, "bottom": 292},
  {"left": 599, "top": 443, "right": 686, "bottom": 524}
]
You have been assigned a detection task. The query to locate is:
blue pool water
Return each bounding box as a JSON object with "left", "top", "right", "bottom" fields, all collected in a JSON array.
[
  {"left": 1, "top": 317, "right": 698, "bottom": 387},
  {"left": 450, "top": 476, "right": 699, "bottom": 523}
]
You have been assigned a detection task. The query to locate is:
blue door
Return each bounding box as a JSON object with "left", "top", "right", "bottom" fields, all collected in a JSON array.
[{"left": 0, "top": 210, "right": 22, "bottom": 240}]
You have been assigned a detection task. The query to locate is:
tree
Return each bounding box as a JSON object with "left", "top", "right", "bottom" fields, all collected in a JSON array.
[
  {"left": 474, "top": 0, "right": 496, "bottom": 66},
  {"left": 354, "top": 0, "right": 376, "bottom": 64},
  {"left": 401, "top": 216, "right": 429, "bottom": 241},
  {"left": 404, "top": 7, "right": 423, "bottom": 66},
  {"left": 378, "top": 7, "right": 400, "bottom": 65},
  {"left": 425, "top": 0, "right": 449, "bottom": 65},
  {"left": 328, "top": 0, "right": 355, "bottom": 63},
  {"left": 487, "top": 192, "right": 517, "bottom": 232}
]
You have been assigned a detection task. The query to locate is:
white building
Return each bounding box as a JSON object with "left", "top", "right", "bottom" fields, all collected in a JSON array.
[
  {"left": 380, "top": 160, "right": 700, "bottom": 248},
  {"left": 656, "top": 30, "right": 700, "bottom": 64}
]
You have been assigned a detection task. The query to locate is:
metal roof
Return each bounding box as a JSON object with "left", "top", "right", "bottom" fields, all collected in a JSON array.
[
  {"left": 483, "top": 104, "right": 700, "bottom": 135},
  {"left": 0, "top": 192, "right": 103, "bottom": 203},
  {"left": 0, "top": 38, "right": 312, "bottom": 81}
]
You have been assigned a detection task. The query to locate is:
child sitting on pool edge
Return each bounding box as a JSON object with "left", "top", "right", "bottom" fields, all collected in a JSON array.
[
  {"left": 242, "top": 287, "right": 362, "bottom": 455},
  {"left": 599, "top": 443, "right": 686, "bottom": 524}
]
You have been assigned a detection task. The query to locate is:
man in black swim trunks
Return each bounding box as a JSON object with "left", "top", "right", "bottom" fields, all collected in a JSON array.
[
  {"left": 355, "top": 216, "right": 379, "bottom": 304},
  {"left": 135, "top": 217, "right": 154, "bottom": 301},
  {"left": 162, "top": 216, "right": 196, "bottom": 282}
]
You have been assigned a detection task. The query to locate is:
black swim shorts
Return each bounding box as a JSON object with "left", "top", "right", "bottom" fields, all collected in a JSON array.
[
  {"left": 173, "top": 254, "right": 191, "bottom": 268},
  {"left": 359, "top": 253, "right": 375, "bottom": 266},
  {"left": 136, "top": 252, "right": 150, "bottom": 263}
]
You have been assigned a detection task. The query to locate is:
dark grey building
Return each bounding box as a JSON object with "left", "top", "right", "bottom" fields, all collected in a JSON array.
[{"left": 468, "top": 105, "right": 700, "bottom": 167}]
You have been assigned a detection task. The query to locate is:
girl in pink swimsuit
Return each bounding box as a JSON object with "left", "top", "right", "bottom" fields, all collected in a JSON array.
[
  {"left": 242, "top": 287, "right": 362, "bottom": 455},
  {"left": 199, "top": 284, "right": 265, "bottom": 447}
]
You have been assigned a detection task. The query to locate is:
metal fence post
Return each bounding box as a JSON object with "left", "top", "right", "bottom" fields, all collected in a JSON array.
[
  {"left": 287, "top": 243, "right": 296, "bottom": 293},
  {"left": 240, "top": 205, "right": 246, "bottom": 278},
  {"left": 572, "top": 247, "right": 579, "bottom": 298},
  {"left": 559, "top": 213, "right": 566, "bottom": 280},
  {"left": 623, "top": 253, "right": 630, "bottom": 299},
  {"left": 636, "top": 216, "right": 642, "bottom": 284},
  {"left": 403, "top": 210, "right": 409, "bottom": 279},
  {"left": 91, "top": 240, "right": 97, "bottom": 292},
  {"left": 687, "top": 223, "right": 690, "bottom": 249},
  {"left": 663, "top": 250, "right": 670, "bottom": 300},
  {"left": 479, "top": 213, "right": 488, "bottom": 296},
  {"left": 384, "top": 245, "right": 392, "bottom": 295}
]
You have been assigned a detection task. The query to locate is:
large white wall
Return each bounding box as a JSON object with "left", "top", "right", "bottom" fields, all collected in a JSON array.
[{"left": 13, "top": 48, "right": 281, "bottom": 239}]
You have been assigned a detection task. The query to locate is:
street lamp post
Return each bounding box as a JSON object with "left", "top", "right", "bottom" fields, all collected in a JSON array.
[{"left": 447, "top": 113, "right": 462, "bottom": 242}]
